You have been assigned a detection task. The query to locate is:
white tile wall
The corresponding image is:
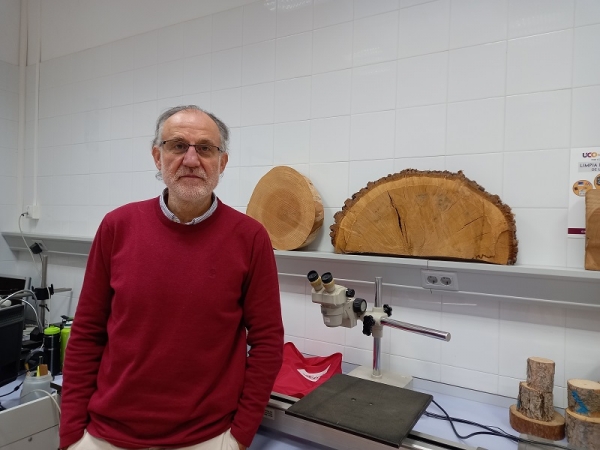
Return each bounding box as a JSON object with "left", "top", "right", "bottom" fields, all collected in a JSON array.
[
  {"left": 448, "top": 42, "right": 507, "bottom": 102},
  {"left": 506, "top": 30, "right": 573, "bottom": 95},
  {"left": 505, "top": 90, "right": 571, "bottom": 151},
  {"left": 312, "top": 22, "right": 353, "bottom": 74},
  {"left": 446, "top": 98, "right": 505, "bottom": 155},
  {"left": 508, "top": 0, "right": 575, "bottom": 39},
  {"left": 277, "top": 0, "right": 313, "bottom": 38},
  {"left": 573, "top": 24, "right": 600, "bottom": 87},
  {"left": 3, "top": 0, "right": 600, "bottom": 403},
  {"left": 450, "top": 0, "right": 508, "bottom": 48},
  {"left": 353, "top": 11, "right": 399, "bottom": 67},
  {"left": 396, "top": 52, "right": 448, "bottom": 108},
  {"left": 313, "top": 0, "right": 353, "bottom": 29},
  {"left": 274, "top": 77, "right": 311, "bottom": 122},
  {"left": 398, "top": 0, "right": 450, "bottom": 59},
  {"left": 575, "top": 0, "right": 600, "bottom": 27},
  {"left": 243, "top": 1, "right": 277, "bottom": 45},
  {"left": 242, "top": 40, "right": 275, "bottom": 86},
  {"left": 395, "top": 104, "right": 446, "bottom": 158},
  {"left": 499, "top": 302, "right": 566, "bottom": 385}
]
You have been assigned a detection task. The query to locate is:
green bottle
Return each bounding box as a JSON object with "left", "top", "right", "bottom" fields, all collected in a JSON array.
[{"left": 60, "top": 325, "right": 71, "bottom": 370}]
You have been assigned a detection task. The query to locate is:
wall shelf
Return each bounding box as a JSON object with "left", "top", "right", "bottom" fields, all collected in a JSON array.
[
  {"left": 2, "top": 232, "right": 92, "bottom": 257},
  {"left": 275, "top": 250, "right": 600, "bottom": 308},
  {"left": 3, "top": 232, "right": 599, "bottom": 308}
]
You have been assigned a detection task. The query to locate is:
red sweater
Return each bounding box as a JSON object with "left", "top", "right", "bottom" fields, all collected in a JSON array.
[{"left": 59, "top": 198, "right": 284, "bottom": 449}]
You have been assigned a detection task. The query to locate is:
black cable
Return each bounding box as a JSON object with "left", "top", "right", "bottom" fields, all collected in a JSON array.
[
  {"left": 425, "top": 399, "right": 571, "bottom": 450},
  {"left": 0, "top": 369, "right": 31, "bottom": 398},
  {"left": 0, "top": 381, "right": 23, "bottom": 398}
]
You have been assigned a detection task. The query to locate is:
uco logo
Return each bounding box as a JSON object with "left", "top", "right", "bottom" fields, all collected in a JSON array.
[
  {"left": 297, "top": 366, "right": 330, "bottom": 382},
  {"left": 582, "top": 152, "right": 598, "bottom": 158}
]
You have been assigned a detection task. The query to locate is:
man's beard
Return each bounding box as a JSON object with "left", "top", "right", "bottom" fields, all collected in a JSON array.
[{"left": 161, "top": 158, "right": 221, "bottom": 203}]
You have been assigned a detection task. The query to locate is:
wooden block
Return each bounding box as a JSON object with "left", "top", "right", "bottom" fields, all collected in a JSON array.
[
  {"left": 38, "top": 364, "right": 48, "bottom": 376},
  {"left": 565, "top": 408, "right": 600, "bottom": 450},
  {"left": 527, "top": 357, "right": 555, "bottom": 393},
  {"left": 329, "top": 170, "right": 518, "bottom": 265},
  {"left": 518, "top": 381, "right": 555, "bottom": 421},
  {"left": 247, "top": 166, "right": 324, "bottom": 251},
  {"left": 509, "top": 404, "right": 565, "bottom": 441},
  {"left": 586, "top": 189, "right": 600, "bottom": 271},
  {"left": 568, "top": 379, "right": 600, "bottom": 417}
]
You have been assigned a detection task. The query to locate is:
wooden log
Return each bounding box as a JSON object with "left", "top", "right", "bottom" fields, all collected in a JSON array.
[
  {"left": 565, "top": 408, "right": 600, "bottom": 450},
  {"left": 568, "top": 379, "right": 600, "bottom": 418},
  {"left": 586, "top": 189, "right": 600, "bottom": 271},
  {"left": 330, "top": 170, "right": 518, "bottom": 265},
  {"left": 247, "top": 166, "right": 324, "bottom": 251},
  {"left": 527, "top": 357, "right": 555, "bottom": 393},
  {"left": 509, "top": 404, "right": 565, "bottom": 441},
  {"left": 517, "top": 381, "right": 555, "bottom": 422}
]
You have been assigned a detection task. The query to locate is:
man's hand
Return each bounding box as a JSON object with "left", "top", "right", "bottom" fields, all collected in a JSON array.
[{"left": 237, "top": 443, "right": 247, "bottom": 450}]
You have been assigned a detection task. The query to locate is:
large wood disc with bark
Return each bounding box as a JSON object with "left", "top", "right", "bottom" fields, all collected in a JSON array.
[
  {"left": 331, "top": 170, "right": 518, "bottom": 264},
  {"left": 247, "top": 166, "right": 324, "bottom": 251}
]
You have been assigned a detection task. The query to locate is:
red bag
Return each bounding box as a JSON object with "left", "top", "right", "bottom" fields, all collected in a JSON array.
[{"left": 272, "top": 342, "right": 343, "bottom": 398}]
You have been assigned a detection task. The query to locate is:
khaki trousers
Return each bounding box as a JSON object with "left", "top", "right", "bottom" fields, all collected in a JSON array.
[{"left": 68, "top": 429, "right": 240, "bottom": 450}]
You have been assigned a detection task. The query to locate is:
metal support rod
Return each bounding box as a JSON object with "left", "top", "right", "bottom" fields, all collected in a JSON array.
[
  {"left": 374, "top": 276, "right": 382, "bottom": 308},
  {"left": 369, "top": 276, "right": 450, "bottom": 379},
  {"left": 372, "top": 277, "right": 383, "bottom": 377},
  {"left": 381, "top": 317, "right": 451, "bottom": 342},
  {"left": 373, "top": 337, "right": 381, "bottom": 377},
  {"left": 40, "top": 254, "right": 48, "bottom": 328}
]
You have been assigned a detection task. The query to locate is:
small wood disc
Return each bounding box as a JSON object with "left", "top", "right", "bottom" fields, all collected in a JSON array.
[
  {"left": 247, "top": 166, "right": 324, "bottom": 251},
  {"left": 509, "top": 404, "right": 565, "bottom": 441},
  {"left": 527, "top": 357, "right": 555, "bottom": 393},
  {"left": 567, "top": 379, "right": 600, "bottom": 417},
  {"left": 565, "top": 408, "right": 600, "bottom": 450}
]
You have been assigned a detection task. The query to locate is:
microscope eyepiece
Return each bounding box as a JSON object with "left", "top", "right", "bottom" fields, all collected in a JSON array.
[
  {"left": 321, "top": 272, "right": 333, "bottom": 284},
  {"left": 307, "top": 270, "right": 324, "bottom": 291},
  {"left": 321, "top": 272, "right": 336, "bottom": 293}
]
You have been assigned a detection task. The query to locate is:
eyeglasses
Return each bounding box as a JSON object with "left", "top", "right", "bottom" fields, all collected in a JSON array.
[{"left": 161, "top": 139, "right": 222, "bottom": 158}]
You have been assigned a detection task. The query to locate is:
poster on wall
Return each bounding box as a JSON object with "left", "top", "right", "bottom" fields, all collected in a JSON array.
[{"left": 568, "top": 148, "right": 600, "bottom": 238}]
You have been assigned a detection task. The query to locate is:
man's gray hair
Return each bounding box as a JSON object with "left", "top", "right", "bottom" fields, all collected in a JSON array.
[{"left": 152, "top": 105, "right": 230, "bottom": 154}]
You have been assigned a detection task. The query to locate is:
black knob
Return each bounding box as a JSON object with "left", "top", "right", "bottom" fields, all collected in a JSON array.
[
  {"left": 346, "top": 288, "right": 355, "bottom": 297},
  {"left": 321, "top": 272, "right": 333, "bottom": 284},
  {"left": 307, "top": 270, "right": 319, "bottom": 282},
  {"left": 383, "top": 304, "right": 392, "bottom": 317},
  {"left": 362, "top": 315, "right": 375, "bottom": 336},
  {"left": 353, "top": 298, "right": 367, "bottom": 315}
]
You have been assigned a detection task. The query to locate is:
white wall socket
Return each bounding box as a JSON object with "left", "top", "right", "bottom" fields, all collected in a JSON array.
[
  {"left": 26, "top": 204, "right": 41, "bottom": 219},
  {"left": 421, "top": 270, "right": 459, "bottom": 291}
]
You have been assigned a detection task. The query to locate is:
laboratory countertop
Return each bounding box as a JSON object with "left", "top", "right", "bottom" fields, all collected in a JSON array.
[
  {"left": 253, "top": 383, "right": 570, "bottom": 450},
  {"left": 2, "top": 375, "right": 570, "bottom": 450}
]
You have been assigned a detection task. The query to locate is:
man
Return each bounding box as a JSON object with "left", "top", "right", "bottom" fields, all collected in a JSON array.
[{"left": 59, "top": 106, "right": 284, "bottom": 450}]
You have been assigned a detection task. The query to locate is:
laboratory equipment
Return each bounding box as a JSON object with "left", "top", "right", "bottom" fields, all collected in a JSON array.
[
  {"left": 0, "top": 304, "right": 25, "bottom": 389},
  {"left": 43, "top": 326, "right": 61, "bottom": 376},
  {"left": 60, "top": 319, "right": 71, "bottom": 370},
  {"left": 19, "top": 373, "right": 53, "bottom": 405},
  {"left": 307, "top": 271, "right": 451, "bottom": 388}
]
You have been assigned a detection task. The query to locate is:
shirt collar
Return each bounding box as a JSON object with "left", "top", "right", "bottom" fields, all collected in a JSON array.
[{"left": 159, "top": 188, "right": 218, "bottom": 225}]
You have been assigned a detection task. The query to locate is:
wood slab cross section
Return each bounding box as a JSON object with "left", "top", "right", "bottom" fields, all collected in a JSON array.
[
  {"left": 247, "top": 166, "right": 324, "bottom": 251},
  {"left": 331, "top": 170, "right": 518, "bottom": 265}
]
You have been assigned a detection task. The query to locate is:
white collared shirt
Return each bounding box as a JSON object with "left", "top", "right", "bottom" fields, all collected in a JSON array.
[{"left": 158, "top": 188, "right": 218, "bottom": 225}]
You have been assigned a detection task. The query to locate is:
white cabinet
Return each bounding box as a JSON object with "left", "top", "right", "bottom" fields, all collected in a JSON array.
[{"left": 0, "top": 395, "right": 59, "bottom": 450}]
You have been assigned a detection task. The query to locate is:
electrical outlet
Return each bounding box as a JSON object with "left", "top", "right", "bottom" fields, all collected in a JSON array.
[
  {"left": 26, "top": 204, "right": 41, "bottom": 219},
  {"left": 421, "top": 270, "right": 459, "bottom": 291}
]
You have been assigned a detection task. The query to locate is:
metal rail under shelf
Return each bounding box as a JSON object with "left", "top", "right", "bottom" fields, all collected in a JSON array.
[{"left": 2, "top": 231, "right": 599, "bottom": 308}]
